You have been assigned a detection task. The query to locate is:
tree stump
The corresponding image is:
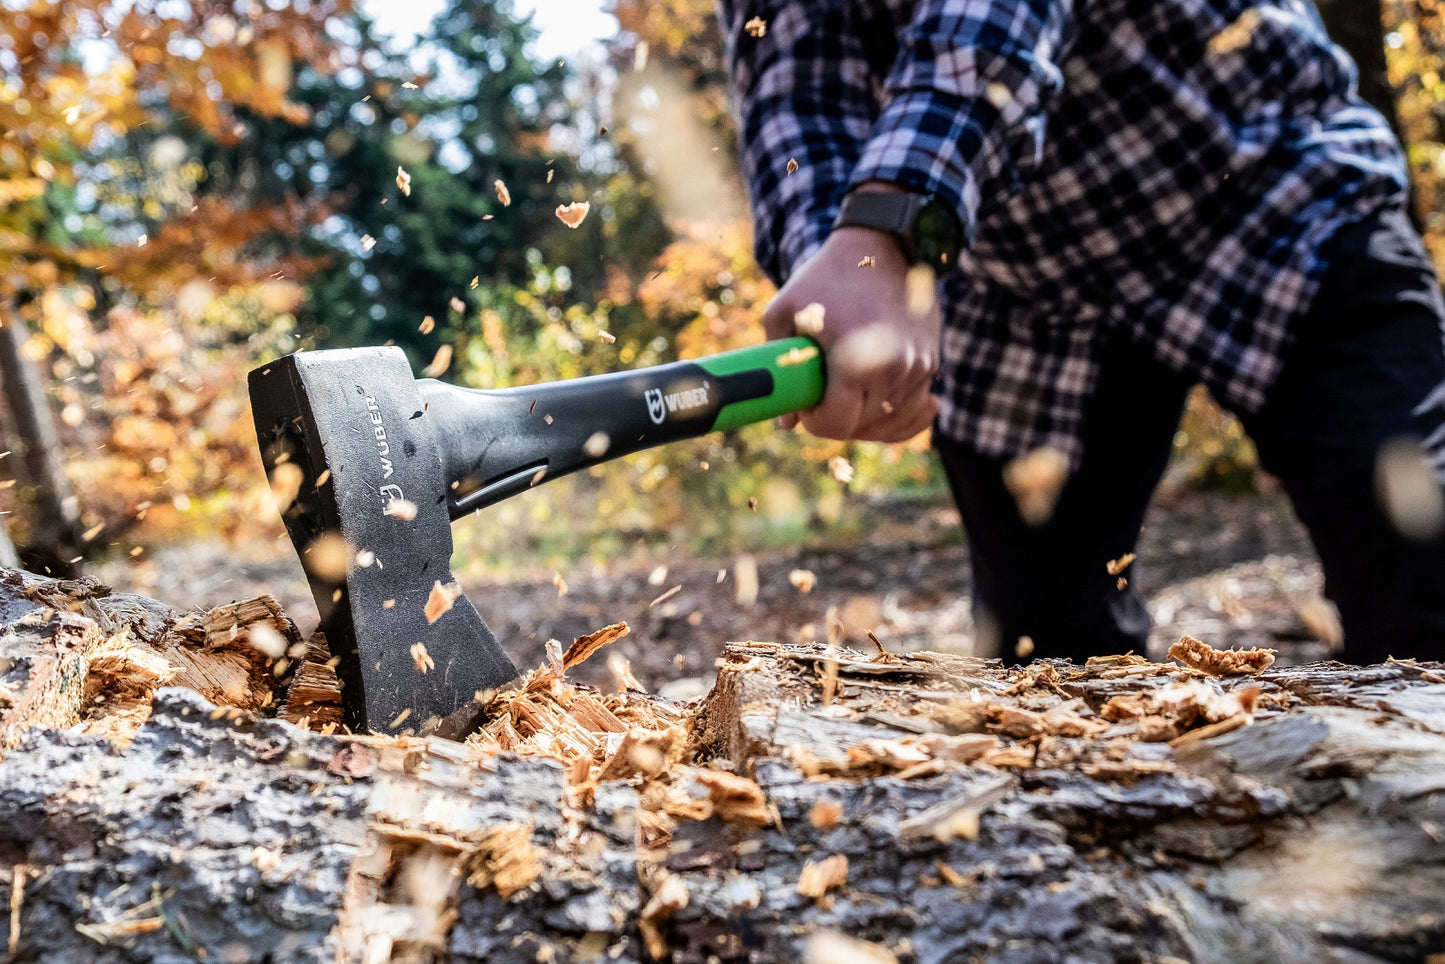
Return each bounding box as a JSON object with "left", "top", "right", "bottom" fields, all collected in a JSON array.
[{"left": 1, "top": 567, "right": 1443, "bottom": 963}]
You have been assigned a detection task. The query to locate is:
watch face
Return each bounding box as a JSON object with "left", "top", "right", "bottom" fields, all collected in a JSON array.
[{"left": 913, "top": 198, "right": 964, "bottom": 271}]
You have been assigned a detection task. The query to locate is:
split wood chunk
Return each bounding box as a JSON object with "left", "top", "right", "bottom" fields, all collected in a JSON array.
[{"left": 562, "top": 620, "right": 629, "bottom": 669}]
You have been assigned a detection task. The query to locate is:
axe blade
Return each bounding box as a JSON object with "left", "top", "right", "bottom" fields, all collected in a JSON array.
[{"left": 249, "top": 347, "right": 518, "bottom": 735}]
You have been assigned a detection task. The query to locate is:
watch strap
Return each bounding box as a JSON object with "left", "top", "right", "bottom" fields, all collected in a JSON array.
[{"left": 832, "top": 191, "right": 927, "bottom": 261}]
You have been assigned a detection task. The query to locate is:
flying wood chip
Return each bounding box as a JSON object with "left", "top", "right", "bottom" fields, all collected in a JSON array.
[
  {"left": 425, "top": 580, "right": 462, "bottom": 624},
  {"left": 494, "top": 178, "right": 511, "bottom": 206},
  {"left": 555, "top": 201, "right": 590, "bottom": 228},
  {"left": 745, "top": 16, "right": 767, "bottom": 37},
  {"left": 1105, "top": 553, "right": 1135, "bottom": 576},
  {"left": 561, "top": 621, "right": 630, "bottom": 669},
  {"left": 797, "top": 854, "right": 849, "bottom": 898},
  {"left": 395, "top": 165, "right": 412, "bottom": 196},
  {"left": 786, "top": 157, "right": 798, "bottom": 175},
  {"left": 410, "top": 641, "right": 435, "bottom": 673}
]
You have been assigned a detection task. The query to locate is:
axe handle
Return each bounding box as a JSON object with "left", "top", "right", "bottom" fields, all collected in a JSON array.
[{"left": 419, "top": 337, "right": 825, "bottom": 518}]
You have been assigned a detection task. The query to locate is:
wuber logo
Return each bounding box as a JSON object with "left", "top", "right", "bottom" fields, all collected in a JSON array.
[{"left": 645, "top": 388, "right": 665, "bottom": 425}]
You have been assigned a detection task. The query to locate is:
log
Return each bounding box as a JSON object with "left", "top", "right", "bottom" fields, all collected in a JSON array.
[{"left": 1, "top": 567, "right": 1444, "bottom": 963}]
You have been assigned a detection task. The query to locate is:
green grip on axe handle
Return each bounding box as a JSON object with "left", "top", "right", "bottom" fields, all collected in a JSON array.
[{"left": 698, "top": 336, "right": 825, "bottom": 432}]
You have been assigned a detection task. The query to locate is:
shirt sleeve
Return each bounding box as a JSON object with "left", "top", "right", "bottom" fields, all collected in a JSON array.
[
  {"left": 719, "top": 0, "right": 1069, "bottom": 284},
  {"left": 850, "top": 1, "right": 1071, "bottom": 242}
]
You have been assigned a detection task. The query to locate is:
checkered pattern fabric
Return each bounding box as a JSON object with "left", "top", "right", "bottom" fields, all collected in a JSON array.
[{"left": 719, "top": 0, "right": 1409, "bottom": 467}]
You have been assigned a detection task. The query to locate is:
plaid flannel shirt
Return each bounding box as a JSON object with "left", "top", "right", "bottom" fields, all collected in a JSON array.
[{"left": 719, "top": 0, "right": 1409, "bottom": 468}]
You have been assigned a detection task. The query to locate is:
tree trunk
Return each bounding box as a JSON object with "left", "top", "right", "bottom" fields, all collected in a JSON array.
[
  {"left": 1, "top": 569, "right": 1443, "bottom": 963},
  {"left": 0, "top": 308, "right": 85, "bottom": 577}
]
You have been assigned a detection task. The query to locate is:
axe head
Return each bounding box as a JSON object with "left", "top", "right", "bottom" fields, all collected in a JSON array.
[{"left": 248, "top": 347, "right": 518, "bottom": 735}]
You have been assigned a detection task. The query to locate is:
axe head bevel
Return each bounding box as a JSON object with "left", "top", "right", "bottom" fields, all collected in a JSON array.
[{"left": 248, "top": 347, "right": 519, "bottom": 735}]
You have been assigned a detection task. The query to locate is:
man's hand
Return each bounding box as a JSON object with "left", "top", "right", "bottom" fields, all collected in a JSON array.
[{"left": 763, "top": 221, "right": 941, "bottom": 443}]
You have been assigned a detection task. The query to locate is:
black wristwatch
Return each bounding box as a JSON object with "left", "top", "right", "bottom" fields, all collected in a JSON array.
[{"left": 832, "top": 189, "right": 964, "bottom": 272}]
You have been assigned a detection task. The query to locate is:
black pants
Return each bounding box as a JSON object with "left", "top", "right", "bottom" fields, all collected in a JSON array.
[{"left": 936, "top": 207, "right": 1445, "bottom": 665}]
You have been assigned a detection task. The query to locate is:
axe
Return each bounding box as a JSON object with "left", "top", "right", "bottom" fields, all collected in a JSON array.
[{"left": 249, "top": 338, "right": 823, "bottom": 736}]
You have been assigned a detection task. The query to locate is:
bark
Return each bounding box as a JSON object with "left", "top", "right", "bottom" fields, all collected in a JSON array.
[
  {"left": 0, "top": 310, "right": 85, "bottom": 577},
  {"left": 1, "top": 569, "right": 1444, "bottom": 963}
]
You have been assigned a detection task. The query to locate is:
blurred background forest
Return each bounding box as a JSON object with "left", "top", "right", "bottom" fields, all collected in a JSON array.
[{"left": 0, "top": 0, "right": 1442, "bottom": 596}]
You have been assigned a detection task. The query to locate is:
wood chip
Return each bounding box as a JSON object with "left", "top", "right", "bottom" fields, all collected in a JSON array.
[
  {"left": 744, "top": 16, "right": 767, "bottom": 37},
  {"left": 1167, "top": 635, "right": 1275, "bottom": 676},
  {"left": 1003, "top": 447, "right": 1068, "bottom": 526},
  {"left": 494, "top": 178, "right": 511, "bottom": 206},
  {"left": 425, "top": 581, "right": 462, "bottom": 624},
  {"left": 410, "top": 641, "right": 435, "bottom": 673},
  {"left": 464, "top": 823, "right": 541, "bottom": 899},
  {"left": 789, "top": 569, "right": 817, "bottom": 594},
  {"left": 555, "top": 201, "right": 590, "bottom": 228},
  {"left": 561, "top": 622, "right": 630, "bottom": 669},
  {"left": 395, "top": 165, "right": 411, "bottom": 196},
  {"left": 797, "top": 854, "right": 848, "bottom": 898},
  {"left": 794, "top": 302, "right": 825, "bottom": 336},
  {"left": 1106, "top": 553, "right": 1136, "bottom": 576}
]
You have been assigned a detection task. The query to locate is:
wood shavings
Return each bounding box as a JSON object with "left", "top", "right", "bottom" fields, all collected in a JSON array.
[
  {"left": 734, "top": 554, "right": 759, "bottom": 606},
  {"left": 554, "top": 201, "right": 590, "bottom": 228},
  {"left": 419, "top": 315, "right": 435, "bottom": 334},
  {"left": 562, "top": 621, "right": 630, "bottom": 669},
  {"left": 797, "top": 854, "right": 848, "bottom": 898},
  {"left": 786, "top": 157, "right": 798, "bottom": 175},
  {"left": 327, "top": 743, "right": 378, "bottom": 779},
  {"left": 545, "top": 638, "right": 565, "bottom": 677},
  {"left": 1297, "top": 596, "right": 1344, "bottom": 649},
  {"left": 1106, "top": 553, "right": 1136, "bottom": 576},
  {"left": 493, "top": 178, "right": 511, "bottom": 206},
  {"left": 598, "top": 330, "right": 616, "bottom": 344},
  {"left": 744, "top": 16, "right": 767, "bottom": 37},
  {"left": 410, "top": 641, "right": 434, "bottom": 674},
  {"left": 422, "top": 344, "right": 452, "bottom": 378},
  {"left": 804, "top": 932, "right": 898, "bottom": 964},
  {"left": 693, "top": 768, "right": 773, "bottom": 826},
  {"left": 639, "top": 872, "right": 690, "bottom": 960},
  {"left": 789, "top": 569, "right": 817, "bottom": 594},
  {"left": 857, "top": 255, "right": 875, "bottom": 268},
  {"left": 383, "top": 498, "right": 418, "bottom": 521},
  {"left": 395, "top": 165, "right": 412, "bottom": 196},
  {"left": 464, "top": 823, "right": 541, "bottom": 899},
  {"left": 829, "top": 456, "right": 854, "bottom": 484},
  {"left": 794, "top": 302, "right": 825, "bottom": 336},
  {"left": 650, "top": 585, "right": 681, "bottom": 608},
  {"left": 1003, "top": 447, "right": 1068, "bottom": 527},
  {"left": 1167, "top": 634, "right": 1275, "bottom": 676},
  {"left": 810, "top": 799, "right": 843, "bottom": 829},
  {"left": 360, "top": 234, "right": 376, "bottom": 252},
  {"left": 424, "top": 581, "right": 462, "bottom": 624},
  {"left": 1208, "top": 7, "right": 1263, "bottom": 56}
]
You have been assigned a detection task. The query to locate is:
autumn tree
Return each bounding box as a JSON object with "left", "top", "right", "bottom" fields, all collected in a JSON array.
[{"left": 0, "top": 0, "right": 351, "bottom": 571}]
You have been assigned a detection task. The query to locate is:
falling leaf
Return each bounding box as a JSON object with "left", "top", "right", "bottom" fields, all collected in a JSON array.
[
  {"left": 786, "top": 157, "right": 798, "bottom": 175},
  {"left": 745, "top": 16, "right": 767, "bottom": 37},
  {"left": 555, "top": 201, "right": 590, "bottom": 228},
  {"left": 494, "top": 178, "right": 512, "bottom": 206},
  {"left": 423, "top": 344, "right": 452, "bottom": 377},
  {"left": 789, "top": 569, "right": 817, "bottom": 594},
  {"left": 794, "top": 302, "right": 825, "bottom": 336},
  {"left": 425, "top": 581, "right": 462, "bottom": 624},
  {"left": 410, "top": 641, "right": 435, "bottom": 673},
  {"left": 395, "top": 165, "right": 412, "bottom": 196}
]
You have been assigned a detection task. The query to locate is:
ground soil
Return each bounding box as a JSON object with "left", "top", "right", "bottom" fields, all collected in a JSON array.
[{"left": 96, "top": 485, "right": 1328, "bottom": 699}]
